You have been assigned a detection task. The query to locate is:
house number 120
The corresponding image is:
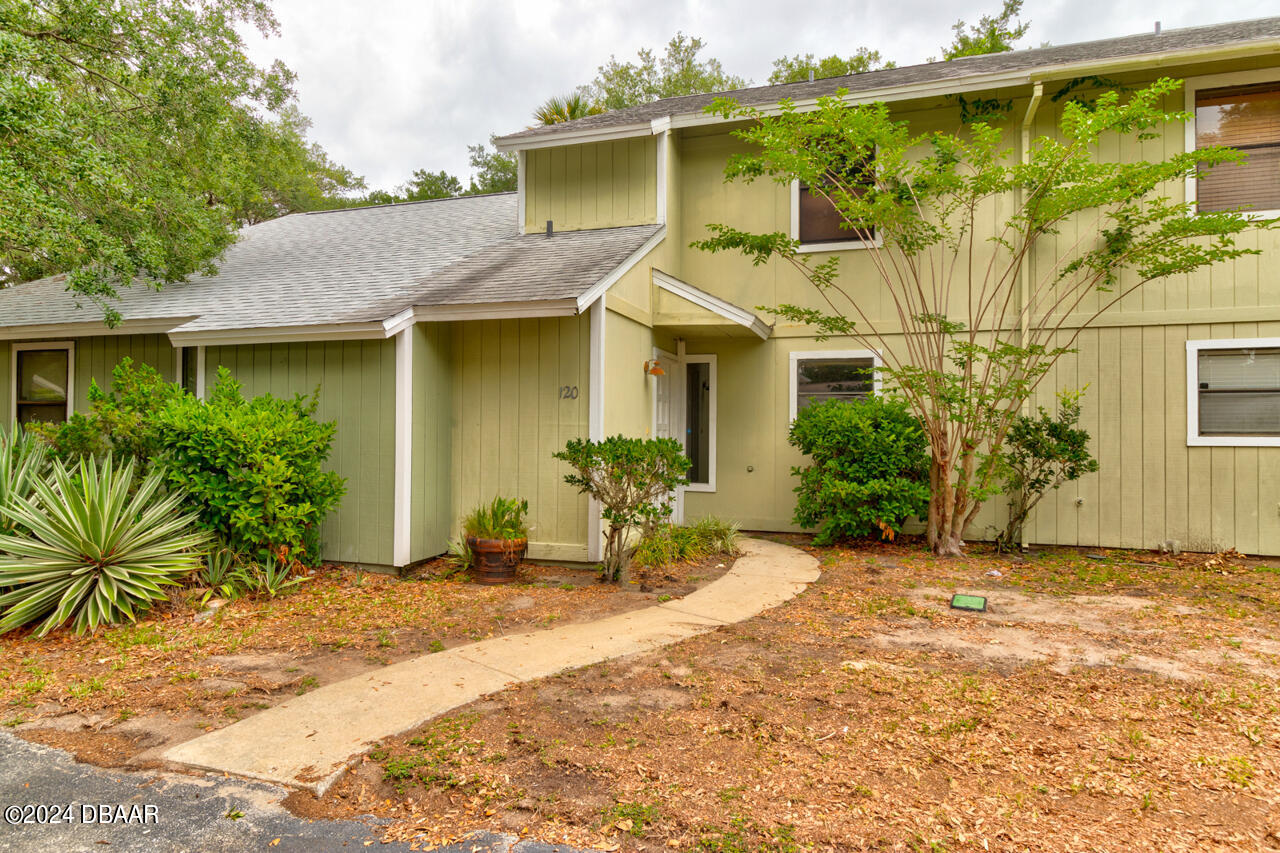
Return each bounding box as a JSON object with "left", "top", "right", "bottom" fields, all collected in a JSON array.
[{"left": 559, "top": 385, "right": 579, "bottom": 400}]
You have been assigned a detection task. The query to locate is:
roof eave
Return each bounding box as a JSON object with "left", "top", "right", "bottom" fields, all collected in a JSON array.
[{"left": 495, "top": 36, "right": 1280, "bottom": 151}]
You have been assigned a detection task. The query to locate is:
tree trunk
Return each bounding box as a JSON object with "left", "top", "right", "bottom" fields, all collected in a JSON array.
[{"left": 925, "top": 456, "right": 966, "bottom": 556}]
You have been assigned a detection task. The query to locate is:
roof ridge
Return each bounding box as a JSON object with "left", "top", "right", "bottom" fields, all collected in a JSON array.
[{"left": 304, "top": 190, "right": 516, "bottom": 216}]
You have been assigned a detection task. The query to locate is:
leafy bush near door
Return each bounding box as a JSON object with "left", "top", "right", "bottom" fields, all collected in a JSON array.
[
  {"left": 0, "top": 456, "right": 209, "bottom": 636},
  {"left": 788, "top": 397, "right": 930, "bottom": 545},
  {"left": 29, "top": 360, "right": 346, "bottom": 566},
  {"left": 555, "top": 436, "right": 689, "bottom": 581}
]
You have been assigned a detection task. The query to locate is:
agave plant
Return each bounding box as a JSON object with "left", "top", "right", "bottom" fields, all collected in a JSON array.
[
  {"left": 0, "top": 455, "right": 210, "bottom": 636},
  {"left": 0, "top": 425, "right": 49, "bottom": 536}
]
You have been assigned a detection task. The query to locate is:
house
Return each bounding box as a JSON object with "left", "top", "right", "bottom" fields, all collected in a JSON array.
[{"left": 2, "top": 16, "right": 1280, "bottom": 565}]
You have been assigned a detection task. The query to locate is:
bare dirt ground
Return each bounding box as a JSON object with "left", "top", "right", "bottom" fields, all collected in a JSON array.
[
  {"left": 296, "top": 537, "right": 1280, "bottom": 852},
  {"left": 0, "top": 555, "right": 733, "bottom": 770}
]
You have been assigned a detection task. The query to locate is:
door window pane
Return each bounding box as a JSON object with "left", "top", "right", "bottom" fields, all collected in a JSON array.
[
  {"left": 1197, "top": 347, "right": 1280, "bottom": 436},
  {"left": 16, "top": 348, "right": 70, "bottom": 424},
  {"left": 685, "top": 361, "right": 711, "bottom": 485}
]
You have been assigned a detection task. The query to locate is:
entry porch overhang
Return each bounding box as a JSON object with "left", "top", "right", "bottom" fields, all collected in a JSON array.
[{"left": 651, "top": 269, "right": 772, "bottom": 340}]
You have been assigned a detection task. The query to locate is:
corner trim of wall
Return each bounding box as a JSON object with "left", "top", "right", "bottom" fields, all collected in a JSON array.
[
  {"left": 195, "top": 346, "right": 206, "bottom": 401},
  {"left": 588, "top": 296, "right": 606, "bottom": 563},
  {"left": 393, "top": 327, "right": 414, "bottom": 566}
]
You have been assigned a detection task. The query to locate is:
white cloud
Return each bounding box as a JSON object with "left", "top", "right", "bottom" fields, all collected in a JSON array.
[{"left": 242, "top": 0, "right": 1279, "bottom": 192}]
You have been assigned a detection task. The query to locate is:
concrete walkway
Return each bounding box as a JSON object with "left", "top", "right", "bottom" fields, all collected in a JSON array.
[{"left": 163, "top": 538, "right": 819, "bottom": 796}]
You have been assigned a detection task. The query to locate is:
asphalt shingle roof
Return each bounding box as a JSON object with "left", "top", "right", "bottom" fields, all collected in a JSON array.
[
  {"left": 497, "top": 17, "right": 1280, "bottom": 146},
  {"left": 0, "top": 193, "right": 660, "bottom": 335}
]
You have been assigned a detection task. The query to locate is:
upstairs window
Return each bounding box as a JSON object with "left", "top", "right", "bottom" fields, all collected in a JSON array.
[
  {"left": 13, "top": 343, "right": 73, "bottom": 425},
  {"left": 1187, "top": 339, "right": 1280, "bottom": 447},
  {"left": 1194, "top": 81, "right": 1280, "bottom": 213},
  {"left": 792, "top": 157, "right": 877, "bottom": 249}
]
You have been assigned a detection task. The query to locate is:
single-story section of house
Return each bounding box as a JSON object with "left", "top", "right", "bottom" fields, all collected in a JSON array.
[{"left": 0, "top": 192, "right": 691, "bottom": 569}]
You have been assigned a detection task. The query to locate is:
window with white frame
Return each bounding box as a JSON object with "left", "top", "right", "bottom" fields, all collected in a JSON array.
[
  {"left": 1186, "top": 338, "right": 1280, "bottom": 446},
  {"left": 1187, "top": 71, "right": 1280, "bottom": 216},
  {"left": 790, "top": 156, "right": 878, "bottom": 251},
  {"left": 789, "top": 349, "right": 881, "bottom": 422},
  {"left": 12, "top": 342, "right": 73, "bottom": 425}
]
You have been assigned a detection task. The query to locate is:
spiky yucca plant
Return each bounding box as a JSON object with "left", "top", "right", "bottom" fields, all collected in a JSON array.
[
  {"left": 0, "top": 425, "right": 49, "bottom": 536},
  {"left": 0, "top": 455, "right": 210, "bottom": 636}
]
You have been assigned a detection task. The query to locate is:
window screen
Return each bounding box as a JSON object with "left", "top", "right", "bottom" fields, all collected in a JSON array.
[
  {"left": 16, "top": 348, "right": 70, "bottom": 424},
  {"left": 1195, "top": 82, "right": 1280, "bottom": 212},
  {"left": 795, "top": 357, "right": 875, "bottom": 413},
  {"left": 1197, "top": 347, "right": 1280, "bottom": 436}
]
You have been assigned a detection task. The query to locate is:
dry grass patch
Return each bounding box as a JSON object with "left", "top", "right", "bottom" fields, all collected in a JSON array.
[
  {"left": 0, "top": 557, "right": 730, "bottom": 765},
  {"left": 315, "top": 539, "right": 1280, "bottom": 852}
]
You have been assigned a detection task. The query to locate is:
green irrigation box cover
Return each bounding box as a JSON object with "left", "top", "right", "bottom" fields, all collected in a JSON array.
[{"left": 950, "top": 594, "right": 988, "bottom": 612}]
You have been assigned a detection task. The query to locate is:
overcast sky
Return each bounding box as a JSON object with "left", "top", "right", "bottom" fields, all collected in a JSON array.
[{"left": 241, "top": 0, "right": 1278, "bottom": 193}]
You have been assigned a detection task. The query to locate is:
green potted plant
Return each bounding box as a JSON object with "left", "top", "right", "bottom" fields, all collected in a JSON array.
[{"left": 462, "top": 496, "right": 529, "bottom": 584}]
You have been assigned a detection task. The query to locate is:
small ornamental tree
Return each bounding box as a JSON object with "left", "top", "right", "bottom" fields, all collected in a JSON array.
[
  {"left": 996, "top": 390, "right": 1099, "bottom": 551},
  {"left": 693, "top": 77, "right": 1276, "bottom": 555},
  {"left": 554, "top": 436, "right": 690, "bottom": 581}
]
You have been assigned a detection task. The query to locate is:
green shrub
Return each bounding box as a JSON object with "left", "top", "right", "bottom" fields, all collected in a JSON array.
[
  {"left": 29, "top": 361, "right": 346, "bottom": 567},
  {"left": 788, "top": 397, "right": 930, "bottom": 545},
  {"left": 634, "top": 517, "right": 741, "bottom": 569},
  {"left": 462, "top": 496, "right": 529, "bottom": 540},
  {"left": 554, "top": 436, "right": 689, "bottom": 581},
  {"left": 152, "top": 368, "right": 345, "bottom": 565},
  {"left": 28, "top": 358, "right": 182, "bottom": 462},
  {"left": 0, "top": 455, "right": 209, "bottom": 636},
  {"left": 0, "top": 425, "right": 49, "bottom": 537},
  {"left": 996, "top": 389, "right": 1099, "bottom": 551}
]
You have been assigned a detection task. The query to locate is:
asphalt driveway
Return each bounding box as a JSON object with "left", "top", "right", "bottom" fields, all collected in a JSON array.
[{"left": 0, "top": 732, "right": 591, "bottom": 853}]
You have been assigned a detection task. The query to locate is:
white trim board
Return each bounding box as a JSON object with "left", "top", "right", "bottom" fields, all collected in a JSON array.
[
  {"left": 393, "top": 328, "right": 413, "bottom": 566},
  {"left": 587, "top": 295, "right": 606, "bottom": 562},
  {"left": 10, "top": 340, "right": 75, "bottom": 424},
  {"left": 1185, "top": 336, "right": 1280, "bottom": 447},
  {"left": 0, "top": 318, "right": 192, "bottom": 341},
  {"left": 787, "top": 348, "right": 883, "bottom": 423},
  {"left": 1183, "top": 68, "right": 1280, "bottom": 220}
]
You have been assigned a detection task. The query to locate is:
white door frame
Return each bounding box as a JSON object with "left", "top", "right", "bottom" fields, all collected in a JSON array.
[{"left": 650, "top": 345, "right": 718, "bottom": 522}]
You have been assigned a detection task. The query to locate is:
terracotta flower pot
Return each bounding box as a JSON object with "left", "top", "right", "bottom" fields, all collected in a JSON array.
[{"left": 466, "top": 536, "right": 527, "bottom": 584}]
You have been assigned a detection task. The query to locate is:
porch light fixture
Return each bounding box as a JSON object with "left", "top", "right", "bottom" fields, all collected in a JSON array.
[{"left": 643, "top": 359, "right": 665, "bottom": 376}]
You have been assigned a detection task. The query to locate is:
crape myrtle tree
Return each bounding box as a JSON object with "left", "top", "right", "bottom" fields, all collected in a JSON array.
[{"left": 693, "top": 78, "right": 1275, "bottom": 555}]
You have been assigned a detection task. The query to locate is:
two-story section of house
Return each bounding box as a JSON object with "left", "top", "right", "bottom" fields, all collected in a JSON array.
[
  {"left": 495, "top": 16, "right": 1280, "bottom": 555},
  {"left": 3, "top": 17, "right": 1279, "bottom": 569}
]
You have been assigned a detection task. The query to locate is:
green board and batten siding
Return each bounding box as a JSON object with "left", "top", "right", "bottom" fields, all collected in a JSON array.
[
  {"left": 524, "top": 137, "right": 658, "bottom": 234},
  {"left": 204, "top": 340, "right": 397, "bottom": 567},
  {"left": 410, "top": 323, "right": 452, "bottom": 562},
  {"left": 447, "top": 316, "right": 592, "bottom": 561}
]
